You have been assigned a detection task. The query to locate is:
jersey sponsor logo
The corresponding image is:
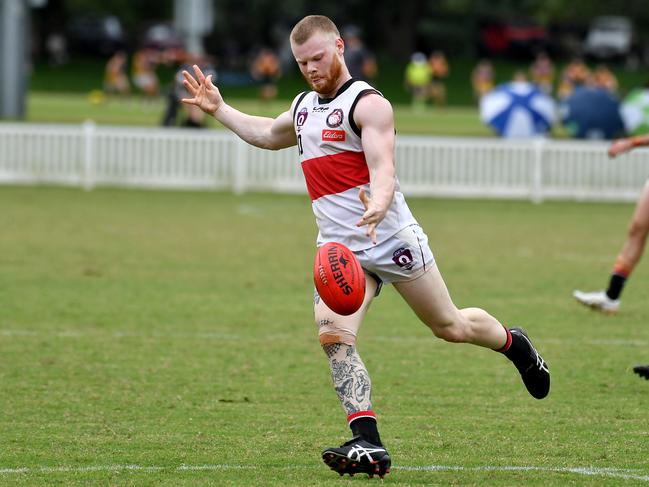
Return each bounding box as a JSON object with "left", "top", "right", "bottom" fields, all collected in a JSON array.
[
  {"left": 322, "top": 129, "right": 346, "bottom": 141},
  {"left": 326, "top": 108, "right": 344, "bottom": 128},
  {"left": 296, "top": 107, "right": 308, "bottom": 130},
  {"left": 313, "top": 106, "right": 330, "bottom": 112},
  {"left": 392, "top": 248, "right": 414, "bottom": 270}
]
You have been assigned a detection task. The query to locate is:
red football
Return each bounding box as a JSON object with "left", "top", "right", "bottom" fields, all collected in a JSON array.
[{"left": 313, "top": 242, "right": 366, "bottom": 316}]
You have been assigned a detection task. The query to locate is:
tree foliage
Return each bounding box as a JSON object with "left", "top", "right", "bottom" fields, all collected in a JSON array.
[{"left": 32, "top": 0, "right": 649, "bottom": 62}]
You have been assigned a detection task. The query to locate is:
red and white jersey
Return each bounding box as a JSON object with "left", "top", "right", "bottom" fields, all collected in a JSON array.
[{"left": 292, "top": 79, "right": 417, "bottom": 251}]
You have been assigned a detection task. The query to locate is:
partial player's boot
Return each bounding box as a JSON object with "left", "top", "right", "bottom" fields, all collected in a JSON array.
[
  {"left": 506, "top": 327, "right": 550, "bottom": 399},
  {"left": 633, "top": 365, "right": 649, "bottom": 380},
  {"left": 572, "top": 290, "right": 620, "bottom": 314},
  {"left": 322, "top": 436, "right": 391, "bottom": 479}
]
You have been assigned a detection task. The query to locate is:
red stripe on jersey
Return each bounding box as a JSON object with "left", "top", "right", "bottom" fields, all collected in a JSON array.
[{"left": 301, "top": 151, "right": 369, "bottom": 201}]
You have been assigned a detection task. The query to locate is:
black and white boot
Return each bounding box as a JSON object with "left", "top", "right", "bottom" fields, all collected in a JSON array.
[
  {"left": 322, "top": 436, "right": 391, "bottom": 479},
  {"left": 504, "top": 327, "right": 550, "bottom": 399}
]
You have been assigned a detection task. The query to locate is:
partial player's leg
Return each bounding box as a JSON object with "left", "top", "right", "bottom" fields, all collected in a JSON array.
[
  {"left": 574, "top": 181, "right": 649, "bottom": 313},
  {"left": 393, "top": 264, "right": 550, "bottom": 399},
  {"left": 315, "top": 273, "right": 391, "bottom": 478},
  {"left": 617, "top": 181, "right": 649, "bottom": 272}
]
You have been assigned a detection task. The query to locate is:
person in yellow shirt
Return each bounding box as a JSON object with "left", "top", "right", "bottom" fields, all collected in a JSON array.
[{"left": 405, "top": 52, "right": 432, "bottom": 109}]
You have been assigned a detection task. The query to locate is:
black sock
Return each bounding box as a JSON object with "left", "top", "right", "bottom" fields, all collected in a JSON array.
[
  {"left": 350, "top": 417, "right": 382, "bottom": 446},
  {"left": 499, "top": 330, "right": 529, "bottom": 368},
  {"left": 606, "top": 273, "right": 627, "bottom": 300}
]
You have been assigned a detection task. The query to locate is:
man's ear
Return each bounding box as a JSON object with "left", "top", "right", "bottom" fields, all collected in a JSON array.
[{"left": 336, "top": 37, "right": 345, "bottom": 54}]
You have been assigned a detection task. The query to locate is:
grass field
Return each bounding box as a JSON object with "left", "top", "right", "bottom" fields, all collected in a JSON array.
[
  {"left": 25, "top": 92, "right": 495, "bottom": 137},
  {"left": 1, "top": 186, "right": 648, "bottom": 485}
]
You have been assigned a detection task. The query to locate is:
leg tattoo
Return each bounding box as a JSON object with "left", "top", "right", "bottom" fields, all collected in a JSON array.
[{"left": 323, "top": 344, "right": 372, "bottom": 414}]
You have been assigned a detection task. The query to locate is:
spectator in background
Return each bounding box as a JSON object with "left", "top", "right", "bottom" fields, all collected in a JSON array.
[
  {"left": 405, "top": 52, "right": 432, "bottom": 109},
  {"left": 250, "top": 47, "right": 282, "bottom": 102},
  {"left": 132, "top": 48, "right": 160, "bottom": 99},
  {"left": 593, "top": 64, "right": 619, "bottom": 93},
  {"left": 471, "top": 59, "right": 494, "bottom": 100},
  {"left": 104, "top": 51, "right": 130, "bottom": 96},
  {"left": 428, "top": 50, "right": 449, "bottom": 107},
  {"left": 530, "top": 51, "right": 554, "bottom": 93},
  {"left": 557, "top": 58, "right": 590, "bottom": 99},
  {"left": 342, "top": 25, "right": 377, "bottom": 82},
  {"left": 511, "top": 69, "right": 528, "bottom": 83},
  {"left": 45, "top": 32, "right": 68, "bottom": 66}
]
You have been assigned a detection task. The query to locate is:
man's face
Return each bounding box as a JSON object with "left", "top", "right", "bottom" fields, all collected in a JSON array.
[{"left": 292, "top": 31, "right": 344, "bottom": 95}]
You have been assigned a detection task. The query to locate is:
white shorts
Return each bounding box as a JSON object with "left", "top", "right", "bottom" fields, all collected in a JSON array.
[{"left": 354, "top": 224, "right": 435, "bottom": 287}]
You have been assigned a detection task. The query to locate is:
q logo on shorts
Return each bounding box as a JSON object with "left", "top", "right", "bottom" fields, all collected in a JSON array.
[{"left": 392, "top": 248, "right": 414, "bottom": 270}]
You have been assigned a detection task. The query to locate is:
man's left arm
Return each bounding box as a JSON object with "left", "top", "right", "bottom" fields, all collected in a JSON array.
[{"left": 354, "top": 93, "right": 396, "bottom": 243}]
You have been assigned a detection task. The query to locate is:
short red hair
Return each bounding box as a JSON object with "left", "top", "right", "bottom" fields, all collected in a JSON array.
[{"left": 290, "top": 15, "right": 340, "bottom": 45}]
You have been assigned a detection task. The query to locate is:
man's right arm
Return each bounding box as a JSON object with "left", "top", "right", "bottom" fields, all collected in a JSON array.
[
  {"left": 213, "top": 104, "right": 296, "bottom": 150},
  {"left": 182, "top": 64, "right": 296, "bottom": 151}
]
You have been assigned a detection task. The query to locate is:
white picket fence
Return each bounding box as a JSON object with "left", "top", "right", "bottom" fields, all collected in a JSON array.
[{"left": 0, "top": 122, "right": 648, "bottom": 202}]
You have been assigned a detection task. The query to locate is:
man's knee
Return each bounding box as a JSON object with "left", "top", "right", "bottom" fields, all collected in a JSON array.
[
  {"left": 319, "top": 330, "right": 356, "bottom": 347},
  {"left": 316, "top": 316, "right": 357, "bottom": 347},
  {"left": 430, "top": 322, "right": 466, "bottom": 343},
  {"left": 423, "top": 312, "right": 467, "bottom": 343}
]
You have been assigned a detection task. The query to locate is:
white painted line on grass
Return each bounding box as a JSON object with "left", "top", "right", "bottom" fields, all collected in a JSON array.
[
  {"left": 399, "top": 465, "right": 649, "bottom": 482},
  {"left": 0, "top": 464, "right": 648, "bottom": 481}
]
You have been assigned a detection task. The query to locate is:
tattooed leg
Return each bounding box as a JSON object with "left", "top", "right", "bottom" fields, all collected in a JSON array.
[{"left": 323, "top": 343, "right": 372, "bottom": 415}]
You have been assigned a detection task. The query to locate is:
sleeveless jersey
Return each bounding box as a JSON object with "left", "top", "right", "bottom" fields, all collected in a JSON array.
[{"left": 292, "top": 79, "right": 417, "bottom": 251}]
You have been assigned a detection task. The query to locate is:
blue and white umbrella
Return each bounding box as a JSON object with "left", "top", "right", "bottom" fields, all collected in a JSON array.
[
  {"left": 480, "top": 82, "right": 556, "bottom": 138},
  {"left": 560, "top": 86, "right": 624, "bottom": 140}
]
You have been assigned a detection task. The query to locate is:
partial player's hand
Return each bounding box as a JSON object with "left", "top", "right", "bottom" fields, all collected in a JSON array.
[
  {"left": 357, "top": 188, "right": 386, "bottom": 244},
  {"left": 181, "top": 64, "right": 223, "bottom": 116},
  {"left": 608, "top": 138, "right": 633, "bottom": 158}
]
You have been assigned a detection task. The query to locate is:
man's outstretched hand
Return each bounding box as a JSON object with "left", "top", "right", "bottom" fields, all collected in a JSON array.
[{"left": 181, "top": 64, "right": 223, "bottom": 116}]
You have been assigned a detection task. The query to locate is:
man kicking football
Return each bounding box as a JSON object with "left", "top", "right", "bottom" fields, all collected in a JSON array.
[{"left": 182, "top": 14, "right": 550, "bottom": 479}]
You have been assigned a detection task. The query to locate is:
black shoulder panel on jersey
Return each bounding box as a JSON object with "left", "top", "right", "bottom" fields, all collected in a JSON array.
[
  {"left": 292, "top": 92, "right": 309, "bottom": 123},
  {"left": 317, "top": 78, "right": 356, "bottom": 105},
  {"left": 349, "top": 89, "right": 382, "bottom": 138}
]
